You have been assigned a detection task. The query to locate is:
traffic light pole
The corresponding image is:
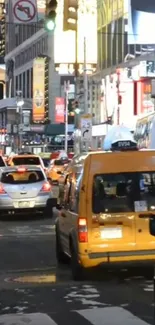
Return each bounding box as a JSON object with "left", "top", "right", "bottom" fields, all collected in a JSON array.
[{"left": 84, "top": 36, "right": 88, "bottom": 114}]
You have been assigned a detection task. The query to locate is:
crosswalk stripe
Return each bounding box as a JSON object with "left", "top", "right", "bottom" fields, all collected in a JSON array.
[
  {"left": 0, "top": 312, "right": 57, "bottom": 325},
  {"left": 0, "top": 307, "right": 151, "bottom": 325},
  {"left": 77, "top": 307, "right": 149, "bottom": 325}
]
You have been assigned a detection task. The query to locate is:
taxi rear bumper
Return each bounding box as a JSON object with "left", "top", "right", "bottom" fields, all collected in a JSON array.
[{"left": 79, "top": 249, "right": 155, "bottom": 268}]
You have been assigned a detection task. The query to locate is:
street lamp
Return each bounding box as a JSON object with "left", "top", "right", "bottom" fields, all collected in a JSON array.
[{"left": 16, "top": 90, "right": 24, "bottom": 153}]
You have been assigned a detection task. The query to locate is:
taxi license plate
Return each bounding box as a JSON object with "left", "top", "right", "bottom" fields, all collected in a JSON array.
[
  {"left": 101, "top": 227, "right": 122, "bottom": 239},
  {"left": 18, "top": 201, "right": 30, "bottom": 208},
  {"left": 52, "top": 186, "right": 59, "bottom": 198}
]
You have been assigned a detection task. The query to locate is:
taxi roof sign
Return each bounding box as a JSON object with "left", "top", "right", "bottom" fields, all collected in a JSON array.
[
  {"left": 103, "top": 125, "right": 135, "bottom": 151},
  {"left": 111, "top": 139, "right": 138, "bottom": 151}
]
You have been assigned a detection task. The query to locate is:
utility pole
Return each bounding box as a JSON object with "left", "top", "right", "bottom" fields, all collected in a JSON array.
[{"left": 83, "top": 36, "right": 88, "bottom": 114}]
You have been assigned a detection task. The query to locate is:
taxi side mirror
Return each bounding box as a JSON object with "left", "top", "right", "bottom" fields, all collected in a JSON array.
[
  {"left": 47, "top": 177, "right": 52, "bottom": 185},
  {"left": 56, "top": 204, "right": 61, "bottom": 210}
]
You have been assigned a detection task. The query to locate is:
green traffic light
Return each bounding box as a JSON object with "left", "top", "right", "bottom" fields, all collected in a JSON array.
[{"left": 45, "top": 19, "right": 55, "bottom": 31}]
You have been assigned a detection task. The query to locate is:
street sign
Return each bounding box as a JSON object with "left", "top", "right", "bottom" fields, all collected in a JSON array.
[
  {"left": 81, "top": 114, "right": 92, "bottom": 143},
  {"left": 12, "top": 0, "right": 37, "bottom": 24}
]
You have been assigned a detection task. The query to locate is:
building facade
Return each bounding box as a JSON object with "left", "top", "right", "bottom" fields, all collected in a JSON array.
[
  {"left": 93, "top": 0, "right": 155, "bottom": 129},
  {"left": 4, "top": 0, "right": 61, "bottom": 124}
]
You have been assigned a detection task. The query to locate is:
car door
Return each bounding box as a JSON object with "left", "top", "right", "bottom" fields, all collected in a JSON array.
[
  {"left": 135, "top": 172, "right": 155, "bottom": 253},
  {"left": 62, "top": 173, "right": 80, "bottom": 255},
  {"left": 58, "top": 174, "right": 71, "bottom": 252}
]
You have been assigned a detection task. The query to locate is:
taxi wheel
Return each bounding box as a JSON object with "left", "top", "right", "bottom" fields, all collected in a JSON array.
[
  {"left": 70, "top": 245, "right": 84, "bottom": 281},
  {"left": 56, "top": 231, "right": 68, "bottom": 264}
]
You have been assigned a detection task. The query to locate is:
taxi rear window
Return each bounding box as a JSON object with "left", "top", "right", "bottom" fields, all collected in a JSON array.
[
  {"left": 54, "top": 159, "right": 68, "bottom": 166},
  {"left": 42, "top": 158, "right": 50, "bottom": 167},
  {"left": 92, "top": 172, "right": 155, "bottom": 214},
  {"left": 12, "top": 157, "right": 40, "bottom": 165},
  {"left": 1, "top": 170, "right": 44, "bottom": 184}
]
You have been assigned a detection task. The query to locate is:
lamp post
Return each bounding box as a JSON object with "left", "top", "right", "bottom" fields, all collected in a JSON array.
[{"left": 16, "top": 91, "right": 24, "bottom": 153}]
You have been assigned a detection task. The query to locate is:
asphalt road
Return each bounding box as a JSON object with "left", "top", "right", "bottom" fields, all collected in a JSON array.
[{"left": 0, "top": 212, "right": 154, "bottom": 325}]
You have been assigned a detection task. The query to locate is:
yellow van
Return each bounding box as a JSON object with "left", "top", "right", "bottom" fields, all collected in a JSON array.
[{"left": 55, "top": 140, "right": 155, "bottom": 280}]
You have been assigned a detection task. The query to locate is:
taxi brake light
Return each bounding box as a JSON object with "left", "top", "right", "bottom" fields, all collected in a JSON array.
[
  {"left": 17, "top": 167, "right": 26, "bottom": 173},
  {"left": 41, "top": 182, "right": 51, "bottom": 192},
  {"left": 0, "top": 184, "right": 5, "bottom": 194},
  {"left": 78, "top": 217, "right": 88, "bottom": 243}
]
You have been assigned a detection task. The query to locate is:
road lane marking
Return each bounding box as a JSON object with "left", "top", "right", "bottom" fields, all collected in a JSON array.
[
  {"left": 0, "top": 232, "right": 55, "bottom": 238},
  {"left": 11, "top": 274, "right": 57, "bottom": 283},
  {"left": 77, "top": 307, "right": 149, "bottom": 325},
  {"left": 3, "top": 266, "right": 57, "bottom": 274}
]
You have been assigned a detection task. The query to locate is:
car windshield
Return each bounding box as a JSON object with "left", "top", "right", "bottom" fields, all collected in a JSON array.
[
  {"left": 54, "top": 159, "right": 68, "bottom": 166},
  {"left": 12, "top": 157, "right": 40, "bottom": 165},
  {"left": 1, "top": 170, "right": 45, "bottom": 184},
  {"left": 92, "top": 172, "right": 155, "bottom": 214}
]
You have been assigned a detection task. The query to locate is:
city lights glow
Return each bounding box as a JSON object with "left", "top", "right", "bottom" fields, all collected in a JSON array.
[{"left": 54, "top": 0, "right": 97, "bottom": 64}]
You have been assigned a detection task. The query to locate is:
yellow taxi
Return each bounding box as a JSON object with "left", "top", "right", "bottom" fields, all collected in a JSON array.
[
  {"left": 55, "top": 139, "right": 155, "bottom": 280},
  {"left": 47, "top": 157, "right": 70, "bottom": 182}
]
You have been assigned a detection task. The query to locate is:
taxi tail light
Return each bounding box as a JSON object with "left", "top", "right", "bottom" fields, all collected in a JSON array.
[
  {"left": 40, "top": 182, "right": 51, "bottom": 192},
  {"left": 0, "top": 183, "right": 6, "bottom": 194},
  {"left": 78, "top": 217, "right": 88, "bottom": 243}
]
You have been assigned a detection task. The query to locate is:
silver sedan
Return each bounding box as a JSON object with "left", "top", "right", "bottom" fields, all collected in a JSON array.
[{"left": 0, "top": 165, "right": 55, "bottom": 217}]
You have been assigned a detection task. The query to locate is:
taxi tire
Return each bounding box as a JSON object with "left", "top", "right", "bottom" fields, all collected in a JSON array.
[
  {"left": 70, "top": 246, "right": 84, "bottom": 281},
  {"left": 56, "top": 231, "right": 68, "bottom": 264}
]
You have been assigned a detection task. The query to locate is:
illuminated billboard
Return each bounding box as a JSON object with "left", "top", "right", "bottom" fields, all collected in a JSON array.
[
  {"left": 55, "top": 97, "right": 65, "bottom": 123},
  {"left": 33, "top": 58, "right": 45, "bottom": 122},
  {"left": 128, "top": 0, "right": 155, "bottom": 44},
  {"left": 54, "top": 0, "right": 97, "bottom": 64}
]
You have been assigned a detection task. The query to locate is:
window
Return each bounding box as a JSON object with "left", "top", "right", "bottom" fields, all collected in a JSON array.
[
  {"left": 19, "top": 74, "right": 21, "bottom": 90},
  {"left": 23, "top": 72, "right": 25, "bottom": 97},
  {"left": 16, "top": 76, "right": 18, "bottom": 91},
  {"left": 12, "top": 157, "right": 40, "bottom": 165},
  {"left": 1, "top": 170, "right": 44, "bottom": 184},
  {"left": 27, "top": 70, "right": 30, "bottom": 98},
  {"left": 92, "top": 172, "right": 155, "bottom": 214},
  {"left": 31, "top": 68, "right": 33, "bottom": 98},
  {"left": 65, "top": 172, "right": 82, "bottom": 213}
]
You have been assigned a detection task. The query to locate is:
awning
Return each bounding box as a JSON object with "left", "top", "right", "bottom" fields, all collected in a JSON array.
[
  {"left": 44, "top": 123, "right": 65, "bottom": 136},
  {"left": 44, "top": 123, "right": 74, "bottom": 136}
]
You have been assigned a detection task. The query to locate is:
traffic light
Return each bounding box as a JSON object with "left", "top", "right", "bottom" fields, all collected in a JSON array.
[
  {"left": 63, "top": 0, "right": 78, "bottom": 31},
  {"left": 71, "top": 99, "right": 78, "bottom": 109},
  {"left": 45, "top": 0, "right": 57, "bottom": 31}
]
